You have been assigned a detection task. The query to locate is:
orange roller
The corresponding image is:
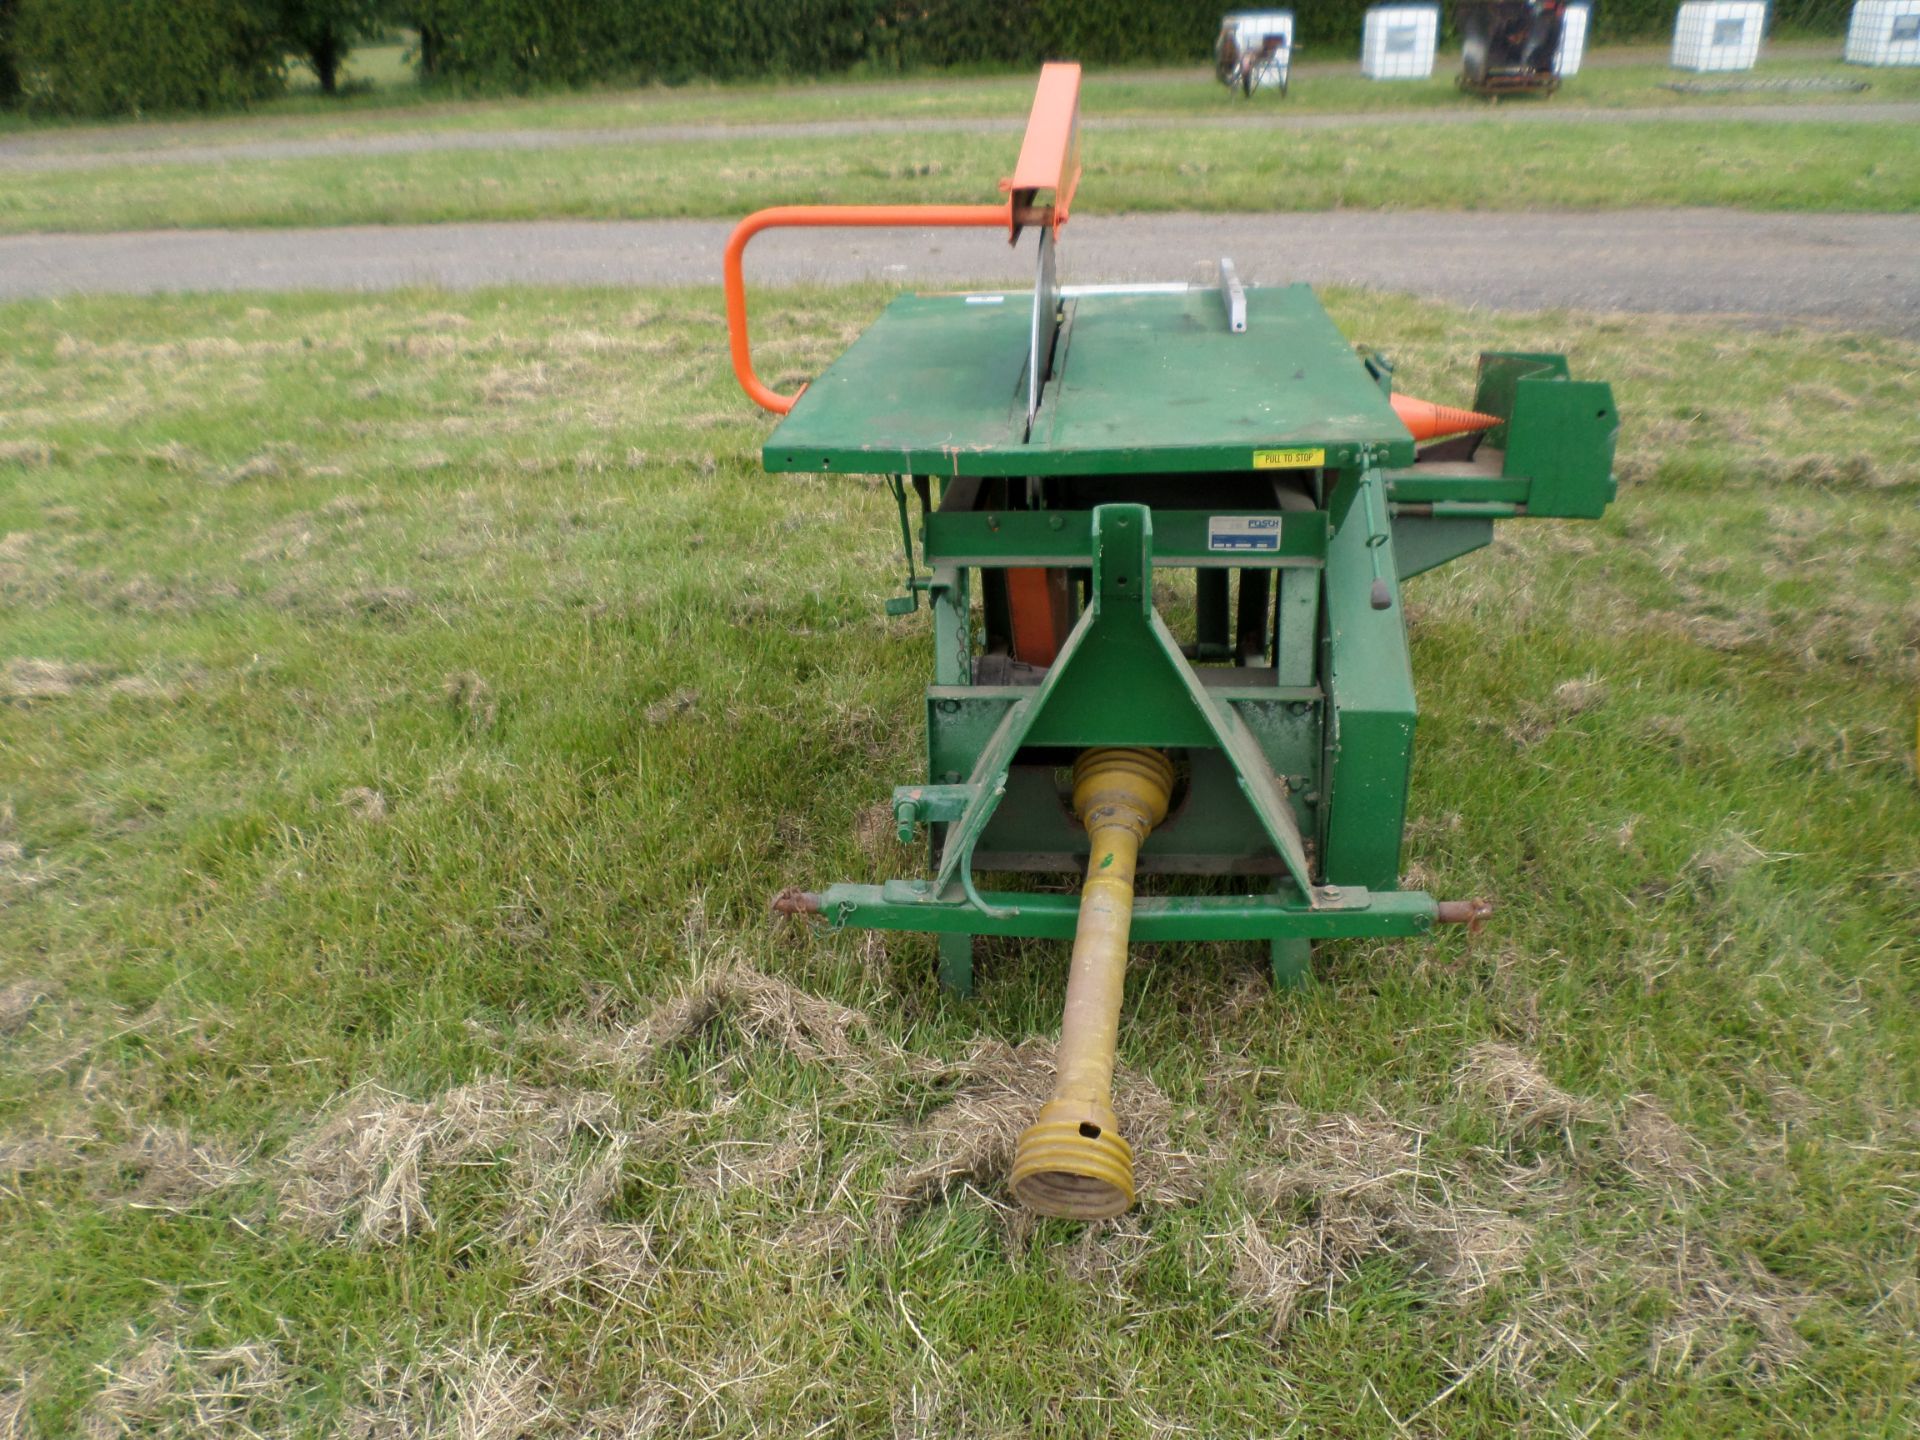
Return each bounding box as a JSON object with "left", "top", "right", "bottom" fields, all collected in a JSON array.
[
  {"left": 1005, "top": 566, "right": 1074, "bottom": 668},
  {"left": 1390, "top": 392, "right": 1501, "bottom": 442}
]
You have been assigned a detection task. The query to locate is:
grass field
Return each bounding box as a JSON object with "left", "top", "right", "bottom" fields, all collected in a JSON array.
[
  {"left": 1, "top": 284, "right": 1916, "bottom": 1436},
  {"left": 3, "top": 42, "right": 1918, "bottom": 236},
  {"left": 8, "top": 44, "right": 1918, "bottom": 145},
  {"left": 1, "top": 118, "right": 1917, "bottom": 235}
]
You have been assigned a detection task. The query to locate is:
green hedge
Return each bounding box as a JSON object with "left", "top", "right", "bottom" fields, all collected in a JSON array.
[
  {"left": 415, "top": 0, "right": 1856, "bottom": 89},
  {"left": 12, "top": 0, "right": 283, "bottom": 115},
  {"left": 0, "top": 0, "right": 1862, "bottom": 114},
  {"left": 1592, "top": 0, "right": 1854, "bottom": 40},
  {"left": 416, "top": 0, "right": 1273, "bottom": 85},
  {"left": 415, "top": 0, "right": 913, "bottom": 88}
]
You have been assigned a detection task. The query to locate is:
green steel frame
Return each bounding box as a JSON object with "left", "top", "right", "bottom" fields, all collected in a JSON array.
[{"left": 765, "top": 287, "right": 1618, "bottom": 992}]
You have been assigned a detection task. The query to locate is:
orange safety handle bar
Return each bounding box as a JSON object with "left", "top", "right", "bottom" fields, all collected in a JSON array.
[
  {"left": 725, "top": 204, "right": 1011, "bottom": 416},
  {"left": 724, "top": 62, "right": 1082, "bottom": 417}
]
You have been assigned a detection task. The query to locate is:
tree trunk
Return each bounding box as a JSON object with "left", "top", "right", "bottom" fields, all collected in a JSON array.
[
  {"left": 418, "top": 24, "right": 441, "bottom": 80},
  {"left": 0, "top": 0, "right": 18, "bottom": 106},
  {"left": 311, "top": 31, "right": 342, "bottom": 95}
]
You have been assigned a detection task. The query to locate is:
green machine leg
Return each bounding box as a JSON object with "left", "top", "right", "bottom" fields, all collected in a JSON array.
[
  {"left": 1195, "top": 568, "right": 1231, "bottom": 659},
  {"left": 1269, "top": 878, "right": 1313, "bottom": 988},
  {"left": 1322, "top": 474, "right": 1417, "bottom": 891},
  {"left": 1270, "top": 936, "right": 1313, "bottom": 989},
  {"left": 930, "top": 561, "right": 976, "bottom": 1000},
  {"left": 937, "top": 932, "right": 975, "bottom": 997}
]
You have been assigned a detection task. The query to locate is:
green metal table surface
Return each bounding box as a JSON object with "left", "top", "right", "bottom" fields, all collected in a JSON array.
[{"left": 763, "top": 283, "right": 1416, "bottom": 478}]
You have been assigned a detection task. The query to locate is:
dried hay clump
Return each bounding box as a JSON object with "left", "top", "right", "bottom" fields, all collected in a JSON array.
[
  {"left": 1676, "top": 613, "right": 1763, "bottom": 655},
  {"left": 1231, "top": 1105, "right": 1534, "bottom": 1337},
  {"left": 687, "top": 1122, "right": 820, "bottom": 1201},
  {"left": 225, "top": 453, "right": 285, "bottom": 485},
  {"left": 345, "top": 1344, "right": 559, "bottom": 1440},
  {"left": 82, "top": 1336, "right": 289, "bottom": 1440},
  {"left": 0, "top": 439, "right": 58, "bottom": 468},
  {"left": 442, "top": 672, "right": 499, "bottom": 733},
  {"left": 1056, "top": 1214, "right": 1156, "bottom": 1295},
  {"left": 1226, "top": 1210, "right": 1338, "bottom": 1339},
  {"left": 1460, "top": 1043, "right": 1707, "bottom": 1191},
  {"left": 522, "top": 1139, "right": 659, "bottom": 1308},
  {"left": 0, "top": 1133, "right": 76, "bottom": 1185},
  {"left": 115, "top": 1125, "right": 250, "bottom": 1211},
  {"left": 876, "top": 1038, "right": 1201, "bottom": 1242},
  {"left": 1111, "top": 1063, "right": 1205, "bottom": 1207},
  {"left": 576, "top": 1397, "right": 672, "bottom": 1440},
  {"left": 1457, "top": 1042, "right": 1601, "bottom": 1139},
  {"left": 339, "top": 787, "right": 389, "bottom": 822},
  {"left": 349, "top": 586, "right": 418, "bottom": 619},
  {"left": 1551, "top": 675, "right": 1609, "bottom": 717},
  {"left": 280, "top": 1080, "right": 617, "bottom": 1245},
  {"left": 1246, "top": 1181, "right": 1807, "bottom": 1386},
  {"left": 772, "top": 1209, "right": 867, "bottom": 1267},
  {"left": 1504, "top": 673, "right": 1609, "bottom": 748},
  {"left": 578, "top": 959, "right": 871, "bottom": 1074},
  {"left": 0, "top": 982, "right": 47, "bottom": 1037},
  {"left": 1685, "top": 831, "right": 1776, "bottom": 893},
  {"left": 1613, "top": 1096, "right": 1710, "bottom": 1193},
  {"left": 1, "top": 1378, "right": 31, "bottom": 1440},
  {"left": 1251, "top": 1105, "right": 1427, "bottom": 1212},
  {"left": 1636, "top": 1233, "right": 1811, "bottom": 1378},
  {"left": 0, "top": 841, "right": 54, "bottom": 894},
  {"left": 641, "top": 688, "right": 699, "bottom": 725},
  {"left": 1, "top": 658, "right": 104, "bottom": 700},
  {"left": 877, "top": 1037, "right": 1048, "bottom": 1227}
]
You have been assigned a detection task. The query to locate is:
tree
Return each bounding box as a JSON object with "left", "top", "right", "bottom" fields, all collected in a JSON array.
[
  {"left": 14, "top": 0, "right": 284, "bottom": 116},
  {"left": 0, "top": 0, "right": 20, "bottom": 106},
  {"left": 274, "top": 0, "right": 380, "bottom": 94},
  {"left": 379, "top": 0, "right": 445, "bottom": 81}
]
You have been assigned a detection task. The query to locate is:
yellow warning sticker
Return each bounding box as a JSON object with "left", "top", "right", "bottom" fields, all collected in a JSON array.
[{"left": 1252, "top": 448, "right": 1325, "bottom": 469}]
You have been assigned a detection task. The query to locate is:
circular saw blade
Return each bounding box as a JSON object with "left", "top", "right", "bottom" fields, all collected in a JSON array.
[{"left": 1027, "top": 227, "right": 1060, "bottom": 433}]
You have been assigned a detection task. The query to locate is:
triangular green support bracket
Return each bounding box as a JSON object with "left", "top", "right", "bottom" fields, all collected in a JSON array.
[{"left": 931, "top": 503, "right": 1322, "bottom": 913}]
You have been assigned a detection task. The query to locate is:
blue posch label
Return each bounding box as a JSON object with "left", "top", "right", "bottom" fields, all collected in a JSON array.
[{"left": 1208, "top": 516, "right": 1283, "bottom": 552}]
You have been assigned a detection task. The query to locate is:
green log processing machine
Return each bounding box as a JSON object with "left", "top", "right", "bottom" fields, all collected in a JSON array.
[{"left": 725, "top": 65, "right": 1619, "bottom": 1219}]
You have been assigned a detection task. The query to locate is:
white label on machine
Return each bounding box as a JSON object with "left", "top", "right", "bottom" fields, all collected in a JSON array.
[{"left": 1208, "top": 516, "right": 1284, "bottom": 552}]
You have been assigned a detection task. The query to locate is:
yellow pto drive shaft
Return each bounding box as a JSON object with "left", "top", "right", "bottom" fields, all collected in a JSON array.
[{"left": 1011, "top": 746, "right": 1175, "bottom": 1220}]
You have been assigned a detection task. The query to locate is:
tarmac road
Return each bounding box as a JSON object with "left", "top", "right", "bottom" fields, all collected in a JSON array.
[{"left": 3, "top": 210, "right": 1915, "bottom": 335}]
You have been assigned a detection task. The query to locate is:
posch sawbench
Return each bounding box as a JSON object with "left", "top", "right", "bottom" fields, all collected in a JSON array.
[{"left": 725, "top": 65, "right": 1618, "bottom": 1219}]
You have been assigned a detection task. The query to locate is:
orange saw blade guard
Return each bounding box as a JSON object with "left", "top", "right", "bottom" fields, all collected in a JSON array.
[
  {"left": 723, "top": 63, "right": 1082, "bottom": 416},
  {"left": 1002, "top": 60, "right": 1082, "bottom": 242},
  {"left": 1390, "top": 392, "right": 1502, "bottom": 442}
]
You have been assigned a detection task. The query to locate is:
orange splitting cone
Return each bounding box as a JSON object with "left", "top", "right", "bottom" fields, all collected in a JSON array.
[{"left": 1390, "top": 392, "right": 1501, "bottom": 442}]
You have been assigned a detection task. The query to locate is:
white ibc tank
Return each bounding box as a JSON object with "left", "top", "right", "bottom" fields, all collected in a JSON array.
[
  {"left": 1362, "top": 4, "right": 1440, "bottom": 79},
  {"left": 1555, "top": 3, "right": 1592, "bottom": 73},
  {"left": 1845, "top": 0, "right": 1920, "bottom": 64},
  {"left": 1671, "top": 0, "right": 1767, "bottom": 70}
]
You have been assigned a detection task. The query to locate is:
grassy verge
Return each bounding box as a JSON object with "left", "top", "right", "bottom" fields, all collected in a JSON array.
[
  {"left": 5, "top": 46, "right": 1916, "bottom": 149},
  {"left": 1, "top": 285, "right": 1917, "bottom": 1437},
  {"left": 1, "top": 118, "right": 1916, "bottom": 235}
]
